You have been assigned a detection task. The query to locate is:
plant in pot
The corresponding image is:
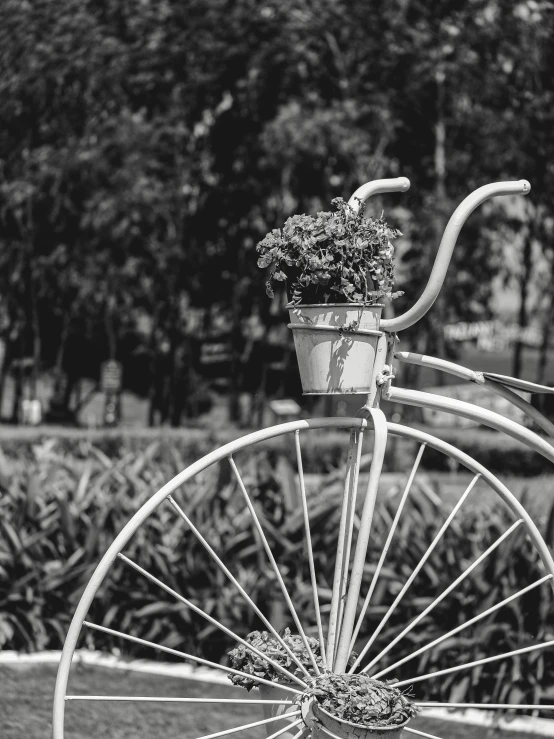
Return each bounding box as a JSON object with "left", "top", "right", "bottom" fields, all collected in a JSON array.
[
  {"left": 227, "top": 628, "right": 324, "bottom": 738},
  {"left": 256, "top": 198, "right": 402, "bottom": 394},
  {"left": 298, "top": 673, "right": 419, "bottom": 739}
]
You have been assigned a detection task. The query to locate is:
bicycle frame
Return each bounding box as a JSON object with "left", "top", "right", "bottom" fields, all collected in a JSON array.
[{"left": 353, "top": 176, "right": 554, "bottom": 450}]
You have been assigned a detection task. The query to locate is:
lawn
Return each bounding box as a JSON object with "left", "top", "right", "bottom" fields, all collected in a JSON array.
[{"left": 0, "top": 663, "right": 544, "bottom": 739}]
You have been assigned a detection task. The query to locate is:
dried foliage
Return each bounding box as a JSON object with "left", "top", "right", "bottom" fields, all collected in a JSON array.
[
  {"left": 300, "top": 673, "right": 419, "bottom": 727},
  {"left": 227, "top": 628, "right": 324, "bottom": 690}
]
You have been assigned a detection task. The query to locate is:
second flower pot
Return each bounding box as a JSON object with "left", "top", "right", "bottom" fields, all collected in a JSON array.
[
  {"left": 312, "top": 702, "right": 409, "bottom": 739},
  {"left": 258, "top": 683, "right": 301, "bottom": 739}
]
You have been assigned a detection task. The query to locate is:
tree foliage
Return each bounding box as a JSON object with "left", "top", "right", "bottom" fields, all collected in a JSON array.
[{"left": 1, "top": 0, "right": 553, "bottom": 423}]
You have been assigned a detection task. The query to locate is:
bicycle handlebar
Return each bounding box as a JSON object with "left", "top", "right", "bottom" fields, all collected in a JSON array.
[
  {"left": 380, "top": 179, "right": 531, "bottom": 332},
  {"left": 347, "top": 177, "right": 411, "bottom": 214}
]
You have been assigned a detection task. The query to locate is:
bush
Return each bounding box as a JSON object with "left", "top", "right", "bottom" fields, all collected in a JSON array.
[
  {"left": 1, "top": 433, "right": 553, "bottom": 715},
  {"left": 0, "top": 423, "right": 549, "bottom": 475}
]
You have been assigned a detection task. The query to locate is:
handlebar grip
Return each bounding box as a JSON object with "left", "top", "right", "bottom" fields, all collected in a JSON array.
[
  {"left": 348, "top": 177, "right": 411, "bottom": 214},
  {"left": 381, "top": 180, "right": 531, "bottom": 333}
]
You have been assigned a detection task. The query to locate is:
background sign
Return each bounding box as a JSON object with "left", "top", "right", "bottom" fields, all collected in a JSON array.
[{"left": 100, "top": 360, "right": 123, "bottom": 392}]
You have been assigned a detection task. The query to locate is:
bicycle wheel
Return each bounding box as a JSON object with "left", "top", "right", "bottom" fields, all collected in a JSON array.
[{"left": 53, "top": 417, "right": 554, "bottom": 739}]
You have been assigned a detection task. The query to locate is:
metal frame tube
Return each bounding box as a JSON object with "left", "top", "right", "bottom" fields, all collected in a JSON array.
[
  {"left": 486, "top": 379, "right": 554, "bottom": 440},
  {"left": 381, "top": 180, "right": 531, "bottom": 332},
  {"left": 348, "top": 177, "right": 411, "bottom": 215},
  {"left": 327, "top": 431, "right": 363, "bottom": 666},
  {"left": 386, "top": 386, "right": 554, "bottom": 466},
  {"left": 334, "top": 409, "right": 388, "bottom": 672},
  {"left": 394, "top": 352, "right": 554, "bottom": 439}
]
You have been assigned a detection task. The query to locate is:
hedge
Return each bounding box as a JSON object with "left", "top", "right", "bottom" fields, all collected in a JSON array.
[
  {"left": 1, "top": 436, "right": 553, "bottom": 713},
  {"left": 0, "top": 422, "right": 551, "bottom": 475}
]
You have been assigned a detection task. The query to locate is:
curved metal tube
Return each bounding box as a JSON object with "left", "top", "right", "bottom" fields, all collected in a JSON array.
[
  {"left": 348, "top": 177, "right": 411, "bottom": 215},
  {"left": 394, "top": 351, "right": 554, "bottom": 440},
  {"left": 381, "top": 180, "right": 531, "bottom": 332},
  {"left": 386, "top": 385, "right": 554, "bottom": 465},
  {"left": 485, "top": 379, "right": 554, "bottom": 441}
]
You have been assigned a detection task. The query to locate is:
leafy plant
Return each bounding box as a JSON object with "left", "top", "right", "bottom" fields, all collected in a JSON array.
[
  {"left": 226, "top": 628, "right": 324, "bottom": 690},
  {"left": 298, "top": 673, "right": 419, "bottom": 728},
  {"left": 256, "top": 198, "right": 402, "bottom": 304}
]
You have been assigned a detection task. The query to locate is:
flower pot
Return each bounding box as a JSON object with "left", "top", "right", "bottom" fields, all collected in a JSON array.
[
  {"left": 312, "top": 703, "right": 409, "bottom": 739},
  {"left": 287, "top": 303, "right": 384, "bottom": 395},
  {"left": 258, "top": 683, "right": 300, "bottom": 739}
]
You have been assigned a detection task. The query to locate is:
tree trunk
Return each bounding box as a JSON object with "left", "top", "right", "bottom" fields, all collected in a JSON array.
[
  {"left": 0, "top": 341, "right": 11, "bottom": 421},
  {"left": 10, "top": 335, "right": 24, "bottom": 423},
  {"left": 147, "top": 307, "right": 161, "bottom": 427},
  {"left": 537, "top": 279, "right": 554, "bottom": 385},
  {"left": 512, "top": 221, "right": 533, "bottom": 378},
  {"left": 429, "top": 66, "right": 449, "bottom": 385},
  {"left": 229, "top": 250, "right": 245, "bottom": 424},
  {"left": 29, "top": 273, "right": 41, "bottom": 400}
]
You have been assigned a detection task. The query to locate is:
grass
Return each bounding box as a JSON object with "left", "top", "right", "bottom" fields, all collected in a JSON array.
[{"left": 0, "top": 663, "right": 545, "bottom": 739}]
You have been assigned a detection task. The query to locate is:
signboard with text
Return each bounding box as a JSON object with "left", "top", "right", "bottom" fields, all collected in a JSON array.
[
  {"left": 444, "top": 320, "right": 542, "bottom": 352},
  {"left": 100, "top": 360, "right": 123, "bottom": 392}
]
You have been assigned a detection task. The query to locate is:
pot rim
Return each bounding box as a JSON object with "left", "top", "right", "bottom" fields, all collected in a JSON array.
[
  {"left": 288, "top": 302, "right": 385, "bottom": 309},
  {"left": 314, "top": 702, "right": 410, "bottom": 732}
]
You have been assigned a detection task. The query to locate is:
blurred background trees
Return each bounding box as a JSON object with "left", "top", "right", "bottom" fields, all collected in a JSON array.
[{"left": 1, "top": 0, "right": 553, "bottom": 426}]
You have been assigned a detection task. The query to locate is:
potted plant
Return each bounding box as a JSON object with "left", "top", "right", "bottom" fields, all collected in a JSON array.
[
  {"left": 256, "top": 198, "right": 402, "bottom": 394},
  {"left": 298, "top": 673, "right": 419, "bottom": 739},
  {"left": 227, "top": 629, "right": 324, "bottom": 738}
]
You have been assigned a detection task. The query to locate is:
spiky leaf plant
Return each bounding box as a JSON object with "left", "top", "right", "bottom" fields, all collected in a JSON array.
[{"left": 299, "top": 673, "right": 419, "bottom": 728}]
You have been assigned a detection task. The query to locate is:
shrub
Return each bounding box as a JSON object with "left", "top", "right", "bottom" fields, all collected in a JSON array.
[{"left": 0, "top": 433, "right": 553, "bottom": 716}]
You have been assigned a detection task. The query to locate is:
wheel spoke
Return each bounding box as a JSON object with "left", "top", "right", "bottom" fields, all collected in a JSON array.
[
  {"left": 266, "top": 718, "right": 304, "bottom": 739},
  {"left": 327, "top": 430, "right": 364, "bottom": 668},
  {"left": 295, "top": 430, "right": 327, "bottom": 669},
  {"left": 65, "top": 697, "right": 294, "bottom": 704},
  {"left": 404, "top": 728, "right": 444, "bottom": 739},
  {"left": 196, "top": 712, "right": 301, "bottom": 739},
  {"left": 351, "top": 474, "right": 480, "bottom": 673},
  {"left": 419, "top": 703, "right": 554, "bottom": 710},
  {"left": 364, "top": 519, "right": 523, "bottom": 674},
  {"left": 371, "top": 574, "right": 553, "bottom": 679},
  {"left": 349, "top": 443, "right": 426, "bottom": 653},
  {"left": 117, "top": 554, "right": 307, "bottom": 687},
  {"left": 167, "top": 493, "right": 311, "bottom": 679},
  {"left": 229, "top": 455, "right": 320, "bottom": 676},
  {"left": 394, "top": 638, "right": 554, "bottom": 688},
  {"left": 83, "top": 620, "right": 303, "bottom": 693}
]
